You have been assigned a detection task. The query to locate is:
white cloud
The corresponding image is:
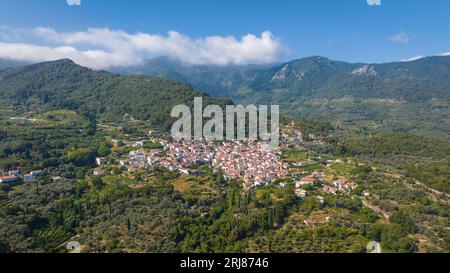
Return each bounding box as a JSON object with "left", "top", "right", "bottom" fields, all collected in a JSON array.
[
  {"left": 367, "top": 0, "right": 381, "bottom": 6},
  {"left": 0, "top": 42, "right": 135, "bottom": 68},
  {"left": 388, "top": 33, "right": 410, "bottom": 44},
  {"left": 67, "top": 0, "right": 81, "bottom": 6},
  {"left": 400, "top": 52, "right": 450, "bottom": 62},
  {"left": 0, "top": 26, "right": 287, "bottom": 69},
  {"left": 401, "top": 55, "right": 425, "bottom": 62}
]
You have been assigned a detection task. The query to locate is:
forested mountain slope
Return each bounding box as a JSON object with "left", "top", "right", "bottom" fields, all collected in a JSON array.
[
  {"left": 115, "top": 56, "right": 450, "bottom": 137},
  {"left": 0, "top": 59, "right": 231, "bottom": 128}
]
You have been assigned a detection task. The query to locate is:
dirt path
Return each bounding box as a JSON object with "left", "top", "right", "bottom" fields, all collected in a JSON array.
[
  {"left": 361, "top": 199, "right": 390, "bottom": 221},
  {"left": 414, "top": 180, "right": 449, "bottom": 198},
  {"left": 383, "top": 172, "right": 449, "bottom": 205}
]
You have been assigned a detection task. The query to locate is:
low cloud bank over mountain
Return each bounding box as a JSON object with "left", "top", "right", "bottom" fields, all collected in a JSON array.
[{"left": 0, "top": 26, "right": 287, "bottom": 69}]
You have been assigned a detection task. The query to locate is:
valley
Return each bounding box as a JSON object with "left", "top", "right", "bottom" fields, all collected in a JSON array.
[
  {"left": 0, "top": 59, "right": 448, "bottom": 254},
  {"left": 0, "top": 107, "right": 448, "bottom": 253}
]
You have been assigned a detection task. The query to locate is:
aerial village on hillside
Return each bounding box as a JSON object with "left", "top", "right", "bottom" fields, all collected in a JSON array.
[
  {"left": 0, "top": 123, "right": 359, "bottom": 199},
  {"left": 86, "top": 123, "right": 360, "bottom": 199}
]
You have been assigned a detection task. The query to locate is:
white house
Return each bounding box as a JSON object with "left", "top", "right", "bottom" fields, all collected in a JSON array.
[
  {"left": 96, "top": 157, "right": 107, "bottom": 166},
  {"left": 93, "top": 168, "right": 106, "bottom": 176},
  {"left": 119, "top": 160, "right": 127, "bottom": 166},
  {"left": 0, "top": 176, "right": 18, "bottom": 183},
  {"left": 323, "top": 185, "right": 339, "bottom": 195},
  {"left": 344, "top": 182, "right": 357, "bottom": 191},
  {"left": 30, "top": 170, "right": 44, "bottom": 176},
  {"left": 24, "top": 174, "right": 35, "bottom": 182},
  {"left": 179, "top": 168, "right": 190, "bottom": 175},
  {"left": 317, "top": 196, "right": 325, "bottom": 206},
  {"left": 8, "top": 170, "right": 20, "bottom": 177},
  {"left": 133, "top": 141, "right": 144, "bottom": 147},
  {"left": 296, "top": 189, "right": 307, "bottom": 198},
  {"left": 296, "top": 177, "right": 315, "bottom": 188},
  {"left": 332, "top": 180, "right": 345, "bottom": 189}
]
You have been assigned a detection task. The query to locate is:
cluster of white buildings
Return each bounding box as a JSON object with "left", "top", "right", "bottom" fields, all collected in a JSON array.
[
  {"left": 97, "top": 132, "right": 357, "bottom": 195},
  {"left": 114, "top": 140, "right": 287, "bottom": 190},
  {"left": 293, "top": 175, "right": 357, "bottom": 197},
  {"left": 0, "top": 170, "right": 45, "bottom": 184},
  {"left": 212, "top": 141, "right": 287, "bottom": 190},
  {"left": 163, "top": 141, "right": 213, "bottom": 169},
  {"left": 118, "top": 148, "right": 162, "bottom": 172},
  {"left": 332, "top": 180, "right": 357, "bottom": 192},
  {"left": 161, "top": 141, "right": 287, "bottom": 190},
  {"left": 321, "top": 180, "right": 357, "bottom": 195}
]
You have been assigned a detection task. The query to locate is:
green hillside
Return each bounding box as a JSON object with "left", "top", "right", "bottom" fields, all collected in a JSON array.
[{"left": 0, "top": 59, "right": 231, "bottom": 129}]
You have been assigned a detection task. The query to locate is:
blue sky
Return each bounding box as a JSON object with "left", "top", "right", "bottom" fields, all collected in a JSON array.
[{"left": 0, "top": 0, "right": 449, "bottom": 68}]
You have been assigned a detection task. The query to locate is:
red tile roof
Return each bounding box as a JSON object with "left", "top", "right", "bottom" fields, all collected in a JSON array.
[{"left": 301, "top": 177, "right": 315, "bottom": 182}]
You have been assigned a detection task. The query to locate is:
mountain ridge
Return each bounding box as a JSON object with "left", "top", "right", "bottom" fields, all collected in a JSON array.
[
  {"left": 1, "top": 56, "right": 449, "bottom": 137},
  {"left": 111, "top": 55, "right": 450, "bottom": 137},
  {"left": 113, "top": 55, "right": 450, "bottom": 102}
]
